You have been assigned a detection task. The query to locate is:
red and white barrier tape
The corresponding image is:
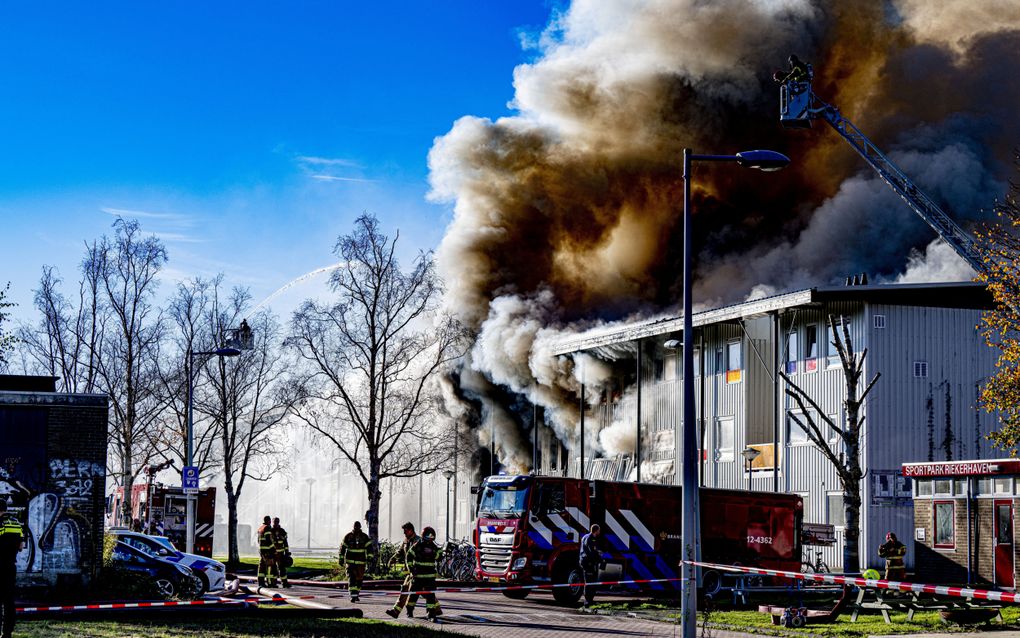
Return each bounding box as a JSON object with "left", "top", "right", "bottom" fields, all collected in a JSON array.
[
  {"left": 18, "top": 575, "right": 686, "bottom": 613},
  {"left": 685, "top": 561, "right": 1020, "bottom": 604},
  {"left": 18, "top": 597, "right": 260, "bottom": 614}
]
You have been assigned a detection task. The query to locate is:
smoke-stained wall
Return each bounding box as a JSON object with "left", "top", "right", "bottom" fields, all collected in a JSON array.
[
  {"left": 0, "top": 384, "right": 108, "bottom": 588},
  {"left": 429, "top": 0, "right": 1020, "bottom": 474}
]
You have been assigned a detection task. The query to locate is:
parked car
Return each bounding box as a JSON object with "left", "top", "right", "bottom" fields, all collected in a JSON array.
[
  {"left": 109, "top": 541, "right": 200, "bottom": 598},
  {"left": 111, "top": 530, "right": 227, "bottom": 593}
]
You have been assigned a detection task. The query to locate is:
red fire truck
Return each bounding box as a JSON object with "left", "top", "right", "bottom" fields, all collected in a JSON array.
[
  {"left": 473, "top": 475, "right": 803, "bottom": 603},
  {"left": 107, "top": 484, "right": 217, "bottom": 557}
]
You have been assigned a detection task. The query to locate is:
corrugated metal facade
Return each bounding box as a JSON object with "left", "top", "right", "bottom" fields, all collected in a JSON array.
[{"left": 560, "top": 286, "right": 997, "bottom": 573}]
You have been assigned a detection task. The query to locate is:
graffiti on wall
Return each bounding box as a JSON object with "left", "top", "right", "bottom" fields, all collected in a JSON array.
[{"left": 1, "top": 457, "right": 100, "bottom": 578}]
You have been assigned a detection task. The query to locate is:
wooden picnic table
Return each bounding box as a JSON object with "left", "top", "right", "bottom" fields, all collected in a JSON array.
[{"left": 849, "top": 586, "right": 1004, "bottom": 624}]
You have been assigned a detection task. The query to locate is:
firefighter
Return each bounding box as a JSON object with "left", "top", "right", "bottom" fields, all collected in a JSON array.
[
  {"left": 404, "top": 526, "right": 443, "bottom": 622},
  {"left": 385, "top": 522, "right": 420, "bottom": 618},
  {"left": 579, "top": 523, "right": 605, "bottom": 607},
  {"left": 784, "top": 54, "right": 810, "bottom": 84},
  {"left": 340, "top": 521, "right": 373, "bottom": 602},
  {"left": 878, "top": 531, "right": 907, "bottom": 580},
  {"left": 273, "top": 517, "right": 292, "bottom": 588},
  {"left": 257, "top": 515, "right": 278, "bottom": 587},
  {"left": 0, "top": 500, "right": 25, "bottom": 638}
]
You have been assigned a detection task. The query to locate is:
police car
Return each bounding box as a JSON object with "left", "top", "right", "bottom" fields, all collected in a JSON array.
[{"left": 111, "top": 530, "right": 227, "bottom": 593}]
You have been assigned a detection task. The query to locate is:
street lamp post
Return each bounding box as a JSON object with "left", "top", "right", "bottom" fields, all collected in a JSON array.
[
  {"left": 443, "top": 470, "right": 454, "bottom": 543},
  {"left": 679, "top": 148, "right": 789, "bottom": 638},
  {"left": 306, "top": 478, "right": 316, "bottom": 550},
  {"left": 741, "top": 447, "right": 762, "bottom": 491},
  {"left": 185, "top": 320, "right": 253, "bottom": 554}
]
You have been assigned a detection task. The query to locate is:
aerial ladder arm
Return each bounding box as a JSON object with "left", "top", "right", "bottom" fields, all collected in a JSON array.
[{"left": 779, "top": 75, "right": 982, "bottom": 272}]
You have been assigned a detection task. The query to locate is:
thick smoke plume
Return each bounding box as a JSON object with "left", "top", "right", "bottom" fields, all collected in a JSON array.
[{"left": 429, "top": 0, "right": 1020, "bottom": 471}]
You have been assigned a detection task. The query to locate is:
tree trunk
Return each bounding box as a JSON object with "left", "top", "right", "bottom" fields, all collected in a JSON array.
[
  {"left": 366, "top": 471, "right": 381, "bottom": 546},
  {"left": 120, "top": 448, "right": 133, "bottom": 525},
  {"left": 842, "top": 477, "right": 861, "bottom": 574},
  {"left": 227, "top": 491, "right": 240, "bottom": 568}
]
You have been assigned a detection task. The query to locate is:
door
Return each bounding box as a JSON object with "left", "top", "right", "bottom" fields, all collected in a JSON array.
[{"left": 994, "top": 500, "right": 1014, "bottom": 588}]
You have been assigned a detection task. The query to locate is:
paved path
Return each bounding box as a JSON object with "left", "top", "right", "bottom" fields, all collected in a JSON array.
[{"left": 273, "top": 584, "right": 685, "bottom": 637}]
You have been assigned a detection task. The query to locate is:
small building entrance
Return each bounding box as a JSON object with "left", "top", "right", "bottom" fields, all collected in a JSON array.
[{"left": 995, "top": 500, "right": 1014, "bottom": 588}]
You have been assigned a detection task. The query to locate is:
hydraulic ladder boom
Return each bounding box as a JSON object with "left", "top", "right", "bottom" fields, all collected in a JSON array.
[{"left": 779, "top": 76, "right": 982, "bottom": 272}]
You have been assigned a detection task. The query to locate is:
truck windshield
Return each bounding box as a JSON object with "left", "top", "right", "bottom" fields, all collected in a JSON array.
[{"left": 478, "top": 486, "right": 529, "bottom": 519}]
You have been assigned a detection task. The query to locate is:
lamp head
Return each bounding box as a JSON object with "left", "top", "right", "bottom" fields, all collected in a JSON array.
[
  {"left": 740, "top": 447, "right": 762, "bottom": 462},
  {"left": 735, "top": 150, "right": 790, "bottom": 172},
  {"left": 663, "top": 339, "right": 681, "bottom": 350}
]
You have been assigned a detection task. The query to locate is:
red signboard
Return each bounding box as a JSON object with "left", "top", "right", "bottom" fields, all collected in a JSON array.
[{"left": 901, "top": 460, "right": 1020, "bottom": 478}]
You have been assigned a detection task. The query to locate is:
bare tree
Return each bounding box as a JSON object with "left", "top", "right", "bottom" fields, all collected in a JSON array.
[
  {"left": 92, "top": 219, "right": 168, "bottom": 523},
  {"left": 286, "top": 214, "right": 464, "bottom": 544},
  {"left": 0, "top": 283, "right": 17, "bottom": 372},
  {"left": 150, "top": 277, "right": 223, "bottom": 475},
  {"left": 209, "top": 306, "right": 295, "bottom": 567},
  {"left": 780, "top": 314, "right": 880, "bottom": 574},
  {"left": 17, "top": 248, "right": 106, "bottom": 393}
]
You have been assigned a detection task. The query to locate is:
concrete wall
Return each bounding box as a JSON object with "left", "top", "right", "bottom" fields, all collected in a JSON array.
[{"left": 0, "top": 390, "right": 109, "bottom": 587}]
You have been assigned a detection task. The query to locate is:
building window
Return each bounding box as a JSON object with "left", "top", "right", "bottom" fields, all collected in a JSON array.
[
  {"left": 994, "top": 478, "right": 1013, "bottom": 494},
  {"left": 976, "top": 478, "right": 992, "bottom": 494},
  {"left": 715, "top": 417, "right": 734, "bottom": 462},
  {"left": 954, "top": 478, "right": 967, "bottom": 496},
  {"left": 826, "top": 317, "right": 850, "bottom": 368},
  {"left": 934, "top": 501, "right": 955, "bottom": 548},
  {"left": 804, "top": 324, "right": 818, "bottom": 372},
  {"left": 913, "top": 361, "right": 929, "bottom": 378},
  {"left": 874, "top": 314, "right": 886, "bottom": 329},
  {"left": 799, "top": 493, "right": 814, "bottom": 523},
  {"left": 916, "top": 479, "right": 932, "bottom": 496},
  {"left": 934, "top": 479, "right": 952, "bottom": 495},
  {"left": 827, "top": 412, "right": 842, "bottom": 444},
  {"left": 787, "top": 410, "right": 811, "bottom": 445},
  {"left": 655, "top": 353, "right": 677, "bottom": 382},
  {"left": 693, "top": 348, "right": 700, "bottom": 378},
  {"left": 714, "top": 348, "right": 724, "bottom": 375},
  {"left": 726, "top": 340, "right": 742, "bottom": 384},
  {"left": 827, "top": 493, "right": 845, "bottom": 528},
  {"left": 785, "top": 330, "right": 799, "bottom": 374}
]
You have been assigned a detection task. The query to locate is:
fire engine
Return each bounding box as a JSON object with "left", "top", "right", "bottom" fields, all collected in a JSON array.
[
  {"left": 473, "top": 475, "right": 803, "bottom": 603},
  {"left": 107, "top": 484, "right": 217, "bottom": 557}
]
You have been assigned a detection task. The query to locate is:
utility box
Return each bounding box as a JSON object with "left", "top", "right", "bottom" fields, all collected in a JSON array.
[{"left": 0, "top": 376, "right": 109, "bottom": 588}]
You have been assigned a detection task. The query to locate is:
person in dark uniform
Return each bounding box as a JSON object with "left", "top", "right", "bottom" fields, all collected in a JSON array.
[
  {"left": 0, "top": 500, "right": 25, "bottom": 638},
  {"left": 878, "top": 531, "right": 907, "bottom": 580},
  {"left": 272, "top": 517, "right": 291, "bottom": 588},
  {"left": 579, "top": 523, "right": 605, "bottom": 607},
  {"left": 340, "top": 521, "right": 374, "bottom": 602},
  {"left": 385, "top": 522, "right": 420, "bottom": 618},
  {"left": 257, "top": 515, "right": 277, "bottom": 587},
  {"left": 785, "top": 54, "right": 810, "bottom": 83},
  {"left": 404, "top": 526, "right": 443, "bottom": 622}
]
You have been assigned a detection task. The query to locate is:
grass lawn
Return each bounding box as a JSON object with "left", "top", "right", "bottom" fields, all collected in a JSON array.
[
  {"left": 589, "top": 599, "right": 1020, "bottom": 636},
  {"left": 14, "top": 608, "right": 450, "bottom": 638}
]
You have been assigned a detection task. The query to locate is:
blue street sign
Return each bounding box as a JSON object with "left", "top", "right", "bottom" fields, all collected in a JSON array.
[{"left": 182, "top": 465, "right": 199, "bottom": 493}]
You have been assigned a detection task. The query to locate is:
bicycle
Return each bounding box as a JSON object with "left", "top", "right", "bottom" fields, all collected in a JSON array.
[{"left": 801, "top": 548, "right": 830, "bottom": 573}]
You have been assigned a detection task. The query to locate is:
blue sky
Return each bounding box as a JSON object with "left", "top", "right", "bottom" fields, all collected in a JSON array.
[{"left": 0, "top": 1, "right": 555, "bottom": 321}]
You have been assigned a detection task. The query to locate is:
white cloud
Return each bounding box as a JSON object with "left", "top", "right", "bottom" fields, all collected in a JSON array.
[{"left": 310, "top": 174, "right": 377, "bottom": 183}]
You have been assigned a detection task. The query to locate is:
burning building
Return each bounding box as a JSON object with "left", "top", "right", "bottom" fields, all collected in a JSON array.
[{"left": 429, "top": 0, "right": 1020, "bottom": 492}]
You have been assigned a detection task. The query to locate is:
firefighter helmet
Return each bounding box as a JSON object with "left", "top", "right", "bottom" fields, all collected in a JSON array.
[{"left": 422, "top": 526, "right": 436, "bottom": 540}]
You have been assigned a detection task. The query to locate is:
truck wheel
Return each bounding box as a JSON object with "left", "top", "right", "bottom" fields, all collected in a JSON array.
[
  {"left": 552, "top": 566, "right": 584, "bottom": 605},
  {"left": 502, "top": 588, "right": 530, "bottom": 600},
  {"left": 702, "top": 570, "right": 722, "bottom": 597}
]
